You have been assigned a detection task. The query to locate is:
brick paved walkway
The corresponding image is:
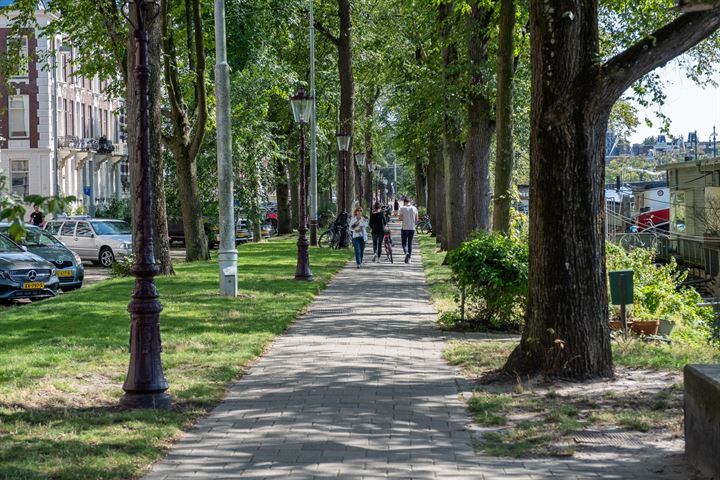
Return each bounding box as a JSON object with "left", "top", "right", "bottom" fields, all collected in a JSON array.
[{"left": 144, "top": 226, "right": 696, "bottom": 479}]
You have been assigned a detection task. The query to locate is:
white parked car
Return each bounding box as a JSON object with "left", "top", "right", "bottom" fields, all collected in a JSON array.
[{"left": 44, "top": 217, "right": 132, "bottom": 268}]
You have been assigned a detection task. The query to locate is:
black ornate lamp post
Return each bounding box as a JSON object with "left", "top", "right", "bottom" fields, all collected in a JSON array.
[
  {"left": 336, "top": 131, "right": 351, "bottom": 214},
  {"left": 291, "top": 87, "right": 313, "bottom": 281},
  {"left": 121, "top": 0, "right": 170, "bottom": 410}
]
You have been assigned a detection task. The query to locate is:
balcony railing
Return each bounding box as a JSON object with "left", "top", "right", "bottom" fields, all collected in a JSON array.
[{"left": 58, "top": 136, "right": 119, "bottom": 154}]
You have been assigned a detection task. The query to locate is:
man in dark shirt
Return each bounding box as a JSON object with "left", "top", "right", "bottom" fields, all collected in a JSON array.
[{"left": 29, "top": 205, "right": 44, "bottom": 227}]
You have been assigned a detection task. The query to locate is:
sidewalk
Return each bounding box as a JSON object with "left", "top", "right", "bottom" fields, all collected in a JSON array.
[{"left": 143, "top": 224, "right": 692, "bottom": 479}]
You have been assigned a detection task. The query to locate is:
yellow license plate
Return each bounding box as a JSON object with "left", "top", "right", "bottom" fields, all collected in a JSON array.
[
  {"left": 57, "top": 270, "right": 73, "bottom": 278},
  {"left": 23, "top": 282, "right": 45, "bottom": 289},
  {"left": 238, "top": 232, "right": 249, "bottom": 238}
]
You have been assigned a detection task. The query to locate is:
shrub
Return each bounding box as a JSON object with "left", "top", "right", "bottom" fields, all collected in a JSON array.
[
  {"left": 110, "top": 254, "right": 135, "bottom": 278},
  {"left": 95, "top": 198, "right": 131, "bottom": 223},
  {"left": 606, "top": 243, "right": 713, "bottom": 341},
  {"left": 447, "top": 231, "right": 529, "bottom": 330}
]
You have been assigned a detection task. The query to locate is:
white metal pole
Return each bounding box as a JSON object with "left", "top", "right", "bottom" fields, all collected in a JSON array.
[
  {"left": 215, "top": 0, "right": 237, "bottom": 296},
  {"left": 309, "top": 0, "right": 319, "bottom": 245},
  {"left": 51, "top": 38, "right": 59, "bottom": 199}
]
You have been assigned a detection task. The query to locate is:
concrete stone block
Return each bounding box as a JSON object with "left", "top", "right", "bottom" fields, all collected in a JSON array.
[{"left": 684, "top": 364, "right": 720, "bottom": 478}]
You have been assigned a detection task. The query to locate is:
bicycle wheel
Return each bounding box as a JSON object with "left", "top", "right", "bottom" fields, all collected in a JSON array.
[
  {"left": 385, "top": 238, "right": 393, "bottom": 263},
  {"left": 318, "top": 230, "right": 330, "bottom": 248}
]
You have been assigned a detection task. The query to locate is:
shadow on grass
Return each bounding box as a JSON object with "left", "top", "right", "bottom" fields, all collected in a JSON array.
[{"left": 0, "top": 237, "right": 351, "bottom": 479}]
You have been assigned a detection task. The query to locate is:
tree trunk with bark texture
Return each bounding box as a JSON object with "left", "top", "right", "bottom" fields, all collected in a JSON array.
[
  {"left": 275, "top": 158, "right": 292, "bottom": 234},
  {"left": 363, "top": 99, "right": 375, "bottom": 209},
  {"left": 504, "top": 1, "right": 720, "bottom": 380},
  {"left": 415, "top": 158, "right": 427, "bottom": 209},
  {"left": 430, "top": 147, "right": 446, "bottom": 246},
  {"left": 439, "top": 3, "right": 464, "bottom": 251},
  {"left": 336, "top": 0, "right": 355, "bottom": 213},
  {"left": 492, "top": 0, "right": 516, "bottom": 235},
  {"left": 463, "top": 3, "right": 494, "bottom": 236},
  {"left": 126, "top": 6, "right": 173, "bottom": 274},
  {"left": 160, "top": 0, "right": 208, "bottom": 262}
]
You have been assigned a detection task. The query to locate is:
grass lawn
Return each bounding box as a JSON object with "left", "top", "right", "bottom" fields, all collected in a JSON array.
[
  {"left": 0, "top": 236, "right": 350, "bottom": 479},
  {"left": 418, "top": 235, "right": 455, "bottom": 316}
]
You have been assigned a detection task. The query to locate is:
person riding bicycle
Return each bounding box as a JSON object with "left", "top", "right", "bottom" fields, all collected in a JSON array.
[{"left": 369, "top": 201, "right": 387, "bottom": 262}]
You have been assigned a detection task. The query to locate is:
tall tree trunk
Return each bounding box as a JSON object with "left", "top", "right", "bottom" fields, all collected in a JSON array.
[
  {"left": 415, "top": 158, "right": 427, "bottom": 209},
  {"left": 503, "top": 1, "right": 720, "bottom": 380},
  {"left": 430, "top": 147, "right": 446, "bottom": 247},
  {"left": 492, "top": 0, "right": 516, "bottom": 235},
  {"left": 463, "top": 3, "right": 494, "bottom": 236},
  {"left": 439, "top": 3, "right": 464, "bottom": 251},
  {"left": 363, "top": 99, "right": 375, "bottom": 209},
  {"left": 161, "top": 0, "right": 209, "bottom": 262},
  {"left": 173, "top": 145, "right": 208, "bottom": 260},
  {"left": 126, "top": 5, "right": 173, "bottom": 274},
  {"left": 338, "top": 0, "right": 355, "bottom": 213},
  {"left": 275, "top": 158, "right": 292, "bottom": 235}
]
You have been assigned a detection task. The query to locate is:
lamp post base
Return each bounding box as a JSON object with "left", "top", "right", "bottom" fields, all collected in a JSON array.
[
  {"left": 120, "top": 392, "right": 172, "bottom": 410},
  {"left": 310, "top": 220, "right": 318, "bottom": 247}
]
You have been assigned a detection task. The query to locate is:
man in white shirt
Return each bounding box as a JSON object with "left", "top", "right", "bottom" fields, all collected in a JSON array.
[{"left": 398, "top": 197, "right": 418, "bottom": 264}]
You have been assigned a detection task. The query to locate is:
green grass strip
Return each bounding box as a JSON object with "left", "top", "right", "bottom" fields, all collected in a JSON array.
[{"left": 0, "top": 236, "right": 350, "bottom": 479}]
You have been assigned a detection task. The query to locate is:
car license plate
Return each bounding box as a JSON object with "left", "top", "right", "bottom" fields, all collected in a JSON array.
[
  {"left": 23, "top": 282, "right": 45, "bottom": 289},
  {"left": 57, "top": 270, "right": 73, "bottom": 278}
]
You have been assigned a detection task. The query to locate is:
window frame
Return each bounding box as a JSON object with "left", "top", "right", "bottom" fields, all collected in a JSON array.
[{"left": 9, "top": 95, "right": 30, "bottom": 139}]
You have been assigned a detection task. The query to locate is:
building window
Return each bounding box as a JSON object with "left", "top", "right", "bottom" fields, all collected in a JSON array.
[
  {"left": 8, "top": 36, "right": 29, "bottom": 78},
  {"left": 9, "top": 95, "right": 29, "bottom": 138},
  {"left": 58, "top": 96, "right": 66, "bottom": 137},
  {"left": 671, "top": 191, "right": 689, "bottom": 234},
  {"left": 11, "top": 160, "right": 29, "bottom": 197}
]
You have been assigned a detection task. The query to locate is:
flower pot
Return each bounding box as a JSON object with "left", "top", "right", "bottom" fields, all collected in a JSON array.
[
  {"left": 658, "top": 319, "right": 676, "bottom": 336},
  {"left": 630, "top": 320, "right": 660, "bottom": 336}
]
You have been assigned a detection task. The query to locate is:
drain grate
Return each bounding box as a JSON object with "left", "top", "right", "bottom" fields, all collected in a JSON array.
[
  {"left": 573, "top": 431, "right": 636, "bottom": 445},
  {"left": 309, "top": 308, "right": 351, "bottom": 315}
]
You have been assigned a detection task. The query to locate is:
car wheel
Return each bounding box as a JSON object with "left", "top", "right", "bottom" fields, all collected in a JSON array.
[{"left": 99, "top": 247, "right": 115, "bottom": 268}]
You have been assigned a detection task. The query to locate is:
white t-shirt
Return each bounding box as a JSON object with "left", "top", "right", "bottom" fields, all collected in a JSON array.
[{"left": 399, "top": 205, "right": 418, "bottom": 231}]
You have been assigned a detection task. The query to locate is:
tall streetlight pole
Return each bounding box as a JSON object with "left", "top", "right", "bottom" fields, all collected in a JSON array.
[
  {"left": 291, "top": 87, "right": 313, "bottom": 280},
  {"left": 121, "top": 0, "right": 170, "bottom": 410},
  {"left": 214, "top": 0, "right": 237, "bottom": 296},
  {"left": 309, "top": 0, "right": 319, "bottom": 246}
]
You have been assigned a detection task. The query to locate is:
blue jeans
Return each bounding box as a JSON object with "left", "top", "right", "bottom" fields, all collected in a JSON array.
[
  {"left": 353, "top": 237, "right": 366, "bottom": 265},
  {"left": 401, "top": 229, "right": 414, "bottom": 257}
]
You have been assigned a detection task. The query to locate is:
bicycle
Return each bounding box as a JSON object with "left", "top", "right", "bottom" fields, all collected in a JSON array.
[
  {"left": 416, "top": 214, "right": 432, "bottom": 234},
  {"left": 383, "top": 227, "right": 393, "bottom": 263},
  {"left": 318, "top": 213, "right": 351, "bottom": 249}
]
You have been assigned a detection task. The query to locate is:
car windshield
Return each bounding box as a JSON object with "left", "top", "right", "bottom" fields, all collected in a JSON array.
[
  {"left": 91, "top": 221, "right": 131, "bottom": 235},
  {"left": 0, "top": 234, "right": 23, "bottom": 253},
  {"left": 19, "top": 228, "right": 63, "bottom": 247}
]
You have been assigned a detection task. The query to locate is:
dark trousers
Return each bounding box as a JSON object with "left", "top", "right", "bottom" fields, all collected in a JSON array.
[
  {"left": 401, "top": 229, "right": 414, "bottom": 256},
  {"left": 372, "top": 233, "right": 383, "bottom": 256},
  {"left": 353, "top": 237, "right": 366, "bottom": 265}
]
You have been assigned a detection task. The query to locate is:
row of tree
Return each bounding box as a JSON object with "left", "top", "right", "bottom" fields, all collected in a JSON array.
[{"left": 4, "top": 0, "right": 720, "bottom": 379}]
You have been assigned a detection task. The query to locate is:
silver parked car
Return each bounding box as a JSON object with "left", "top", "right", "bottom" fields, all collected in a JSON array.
[{"left": 44, "top": 217, "right": 132, "bottom": 268}]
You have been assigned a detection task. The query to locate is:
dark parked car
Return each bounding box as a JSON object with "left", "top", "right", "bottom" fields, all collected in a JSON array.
[
  {"left": 0, "top": 232, "right": 60, "bottom": 304},
  {"left": 167, "top": 220, "right": 219, "bottom": 249},
  {"left": 0, "top": 224, "right": 84, "bottom": 292}
]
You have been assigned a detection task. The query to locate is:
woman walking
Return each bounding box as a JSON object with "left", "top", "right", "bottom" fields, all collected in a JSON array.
[
  {"left": 350, "top": 207, "right": 368, "bottom": 268},
  {"left": 369, "top": 202, "right": 387, "bottom": 262}
]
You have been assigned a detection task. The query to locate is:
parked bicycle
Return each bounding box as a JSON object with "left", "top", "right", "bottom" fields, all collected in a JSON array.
[
  {"left": 318, "top": 212, "right": 351, "bottom": 249},
  {"left": 383, "top": 226, "right": 393, "bottom": 263},
  {"left": 416, "top": 214, "right": 432, "bottom": 234}
]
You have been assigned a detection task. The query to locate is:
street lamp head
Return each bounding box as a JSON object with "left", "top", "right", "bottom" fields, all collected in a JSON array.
[
  {"left": 336, "top": 131, "right": 352, "bottom": 152},
  {"left": 355, "top": 151, "right": 366, "bottom": 167},
  {"left": 290, "top": 86, "right": 313, "bottom": 125}
]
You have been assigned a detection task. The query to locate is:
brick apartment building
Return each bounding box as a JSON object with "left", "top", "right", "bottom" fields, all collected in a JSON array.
[{"left": 0, "top": 0, "right": 128, "bottom": 215}]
